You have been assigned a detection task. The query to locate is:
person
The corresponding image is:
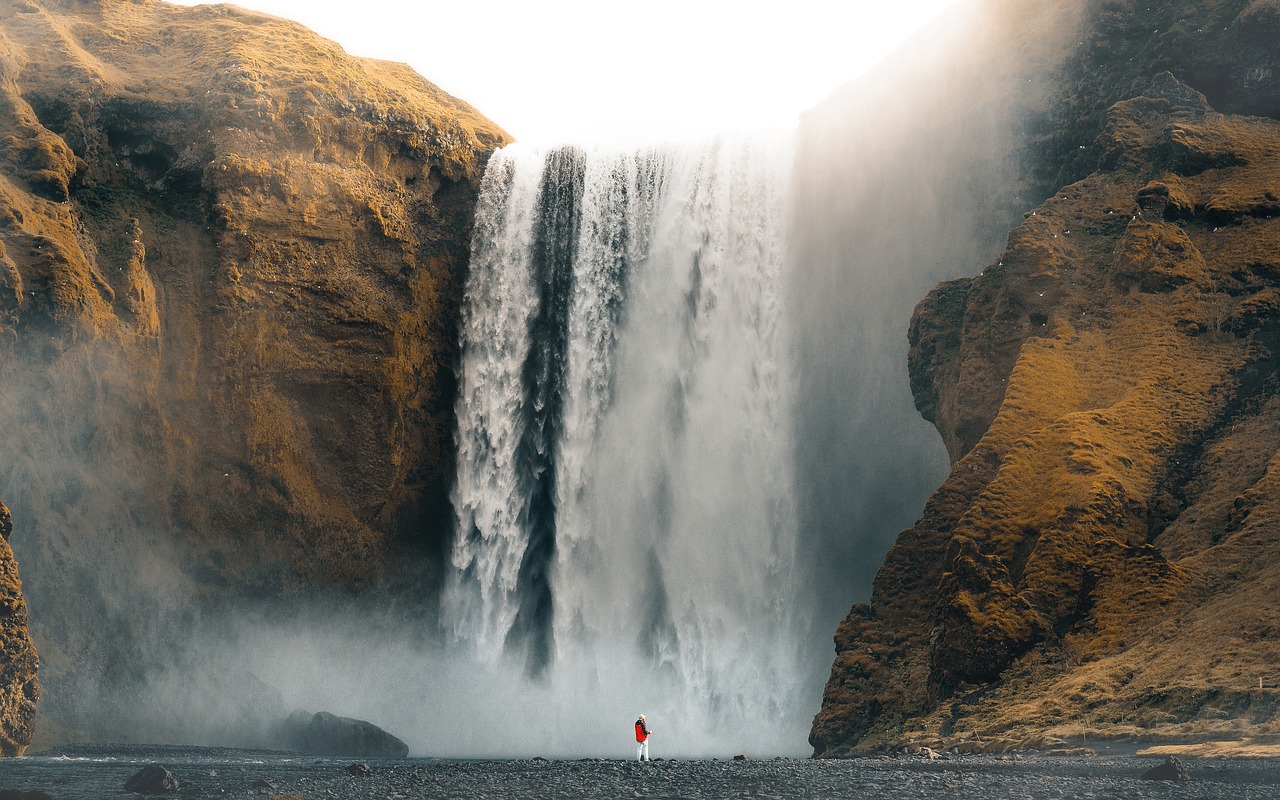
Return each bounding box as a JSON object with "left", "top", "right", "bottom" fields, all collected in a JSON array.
[{"left": 634, "top": 714, "right": 652, "bottom": 762}]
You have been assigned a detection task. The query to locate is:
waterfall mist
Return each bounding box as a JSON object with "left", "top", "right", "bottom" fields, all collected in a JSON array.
[{"left": 447, "top": 134, "right": 810, "bottom": 755}]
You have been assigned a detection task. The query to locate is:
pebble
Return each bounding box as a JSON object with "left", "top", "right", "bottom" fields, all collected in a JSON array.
[{"left": 4, "top": 745, "right": 1280, "bottom": 799}]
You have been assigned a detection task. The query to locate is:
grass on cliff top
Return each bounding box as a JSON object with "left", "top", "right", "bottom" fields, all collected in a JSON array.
[{"left": 10, "top": 0, "right": 508, "bottom": 147}]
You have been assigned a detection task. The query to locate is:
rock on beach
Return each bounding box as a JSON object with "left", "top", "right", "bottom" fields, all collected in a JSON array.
[{"left": 123, "top": 765, "right": 180, "bottom": 794}]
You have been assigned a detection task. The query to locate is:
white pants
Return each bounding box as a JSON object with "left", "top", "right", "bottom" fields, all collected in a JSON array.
[{"left": 636, "top": 739, "right": 649, "bottom": 761}]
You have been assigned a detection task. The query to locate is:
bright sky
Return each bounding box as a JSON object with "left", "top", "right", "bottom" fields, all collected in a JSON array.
[{"left": 169, "top": 0, "right": 965, "bottom": 144}]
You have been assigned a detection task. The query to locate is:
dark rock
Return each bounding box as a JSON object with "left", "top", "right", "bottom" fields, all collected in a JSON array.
[
  {"left": 248, "top": 778, "right": 276, "bottom": 789},
  {"left": 123, "top": 765, "right": 179, "bottom": 794},
  {"left": 733, "top": 754, "right": 750, "bottom": 761},
  {"left": 1141, "top": 755, "right": 1192, "bottom": 781},
  {"left": 0, "top": 0, "right": 508, "bottom": 747},
  {"left": 0, "top": 501, "right": 39, "bottom": 757},
  {"left": 278, "top": 709, "right": 409, "bottom": 758},
  {"left": 346, "top": 763, "right": 372, "bottom": 777},
  {"left": 0, "top": 791, "right": 54, "bottom": 800}
]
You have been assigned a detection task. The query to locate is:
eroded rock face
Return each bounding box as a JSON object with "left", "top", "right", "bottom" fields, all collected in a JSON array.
[
  {"left": 0, "top": 502, "right": 39, "bottom": 756},
  {"left": 0, "top": 0, "right": 506, "bottom": 740},
  {"left": 813, "top": 14, "right": 1280, "bottom": 753}
]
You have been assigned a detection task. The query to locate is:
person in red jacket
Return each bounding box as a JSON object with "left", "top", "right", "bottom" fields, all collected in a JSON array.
[{"left": 634, "top": 714, "right": 652, "bottom": 762}]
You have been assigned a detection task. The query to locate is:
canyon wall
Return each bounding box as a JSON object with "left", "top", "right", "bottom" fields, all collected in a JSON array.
[
  {"left": 0, "top": 0, "right": 506, "bottom": 741},
  {"left": 0, "top": 502, "right": 37, "bottom": 755},
  {"left": 812, "top": 0, "right": 1280, "bottom": 755}
]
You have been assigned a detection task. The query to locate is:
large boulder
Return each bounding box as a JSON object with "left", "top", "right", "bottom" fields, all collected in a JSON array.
[
  {"left": 278, "top": 710, "right": 409, "bottom": 758},
  {"left": 1141, "top": 756, "right": 1193, "bottom": 781},
  {"left": 123, "top": 765, "right": 180, "bottom": 795}
]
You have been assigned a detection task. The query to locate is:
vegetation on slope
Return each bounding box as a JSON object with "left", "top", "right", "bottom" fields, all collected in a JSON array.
[{"left": 0, "top": 0, "right": 507, "bottom": 743}]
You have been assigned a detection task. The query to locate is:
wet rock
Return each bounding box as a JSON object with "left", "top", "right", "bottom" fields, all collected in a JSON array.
[
  {"left": 279, "top": 710, "right": 408, "bottom": 758},
  {"left": 816, "top": 65, "right": 1280, "bottom": 756},
  {"left": 1141, "top": 755, "right": 1192, "bottom": 781},
  {"left": 733, "top": 754, "right": 750, "bottom": 761},
  {"left": 123, "top": 765, "right": 180, "bottom": 794},
  {"left": 0, "top": 791, "right": 55, "bottom": 800},
  {"left": 249, "top": 778, "right": 276, "bottom": 789},
  {"left": 346, "top": 763, "right": 372, "bottom": 777}
]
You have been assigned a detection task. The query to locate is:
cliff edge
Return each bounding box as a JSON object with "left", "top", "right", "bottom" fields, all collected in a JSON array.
[
  {"left": 0, "top": 0, "right": 506, "bottom": 741},
  {"left": 813, "top": 0, "right": 1280, "bottom": 756}
]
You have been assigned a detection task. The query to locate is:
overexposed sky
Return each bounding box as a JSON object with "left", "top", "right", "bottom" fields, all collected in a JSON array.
[{"left": 169, "top": 0, "right": 965, "bottom": 144}]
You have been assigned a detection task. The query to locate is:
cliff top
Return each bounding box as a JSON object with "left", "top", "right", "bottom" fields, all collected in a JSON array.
[{"left": 1, "top": 0, "right": 508, "bottom": 157}]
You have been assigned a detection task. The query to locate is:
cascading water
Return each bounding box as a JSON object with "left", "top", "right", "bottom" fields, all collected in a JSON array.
[{"left": 448, "top": 132, "right": 811, "bottom": 755}]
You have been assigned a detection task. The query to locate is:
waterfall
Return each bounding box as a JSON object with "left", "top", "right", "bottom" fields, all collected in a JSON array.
[{"left": 448, "top": 132, "right": 809, "bottom": 754}]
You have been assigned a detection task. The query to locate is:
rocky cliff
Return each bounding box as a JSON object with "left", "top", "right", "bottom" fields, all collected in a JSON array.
[
  {"left": 0, "top": 0, "right": 506, "bottom": 741},
  {"left": 812, "top": 0, "right": 1280, "bottom": 756},
  {"left": 0, "top": 502, "right": 38, "bottom": 755}
]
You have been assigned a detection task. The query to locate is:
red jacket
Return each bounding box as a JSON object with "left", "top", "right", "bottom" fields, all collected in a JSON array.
[{"left": 635, "top": 719, "right": 650, "bottom": 742}]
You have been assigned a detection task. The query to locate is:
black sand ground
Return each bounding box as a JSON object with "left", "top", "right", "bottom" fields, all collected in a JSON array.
[{"left": 1, "top": 745, "right": 1278, "bottom": 799}]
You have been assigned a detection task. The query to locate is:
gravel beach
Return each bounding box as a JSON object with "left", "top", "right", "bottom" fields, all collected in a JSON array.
[{"left": 1, "top": 745, "right": 1279, "bottom": 799}]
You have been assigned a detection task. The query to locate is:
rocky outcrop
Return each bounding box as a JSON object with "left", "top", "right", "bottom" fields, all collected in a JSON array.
[
  {"left": 0, "top": 0, "right": 506, "bottom": 741},
  {"left": 0, "top": 502, "right": 38, "bottom": 756},
  {"left": 277, "top": 709, "right": 409, "bottom": 758},
  {"left": 813, "top": 0, "right": 1280, "bottom": 757},
  {"left": 123, "top": 765, "right": 179, "bottom": 795}
]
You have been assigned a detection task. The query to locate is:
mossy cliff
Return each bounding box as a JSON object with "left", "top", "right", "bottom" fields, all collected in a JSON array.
[
  {"left": 812, "top": 0, "right": 1280, "bottom": 756},
  {"left": 0, "top": 502, "right": 37, "bottom": 756},
  {"left": 0, "top": 0, "right": 506, "bottom": 741}
]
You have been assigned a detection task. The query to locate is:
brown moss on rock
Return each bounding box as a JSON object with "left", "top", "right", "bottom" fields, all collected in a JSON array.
[
  {"left": 0, "top": 501, "right": 39, "bottom": 756},
  {"left": 0, "top": 0, "right": 508, "bottom": 741},
  {"left": 814, "top": 69, "right": 1280, "bottom": 756}
]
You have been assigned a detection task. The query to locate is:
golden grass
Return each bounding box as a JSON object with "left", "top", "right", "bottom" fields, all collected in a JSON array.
[{"left": 816, "top": 77, "right": 1280, "bottom": 756}]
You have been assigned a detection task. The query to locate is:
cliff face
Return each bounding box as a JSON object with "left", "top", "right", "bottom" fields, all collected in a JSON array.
[
  {"left": 0, "top": 0, "right": 506, "bottom": 740},
  {"left": 813, "top": 0, "right": 1280, "bottom": 756},
  {"left": 0, "top": 502, "right": 38, "bottom": 756},
  {"left": 787, "top": 0, "right": 1082, "bottom": 639}
]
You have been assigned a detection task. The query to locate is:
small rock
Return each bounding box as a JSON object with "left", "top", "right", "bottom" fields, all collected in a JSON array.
[
  {"left": 249, "top": 778, "right": 276, "bottom": 789},
  {"left": 124, "top": 765, "right": 180, "bottom": 795},
  {"left": 346, "top": 763, "right": 372, "bottom": 777},
  {"left": 733, "top": 754, "right": 750, "bottom": 761},
  {"left": 1141, "top": 755, "right": 1192, "bottom": 781}
]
